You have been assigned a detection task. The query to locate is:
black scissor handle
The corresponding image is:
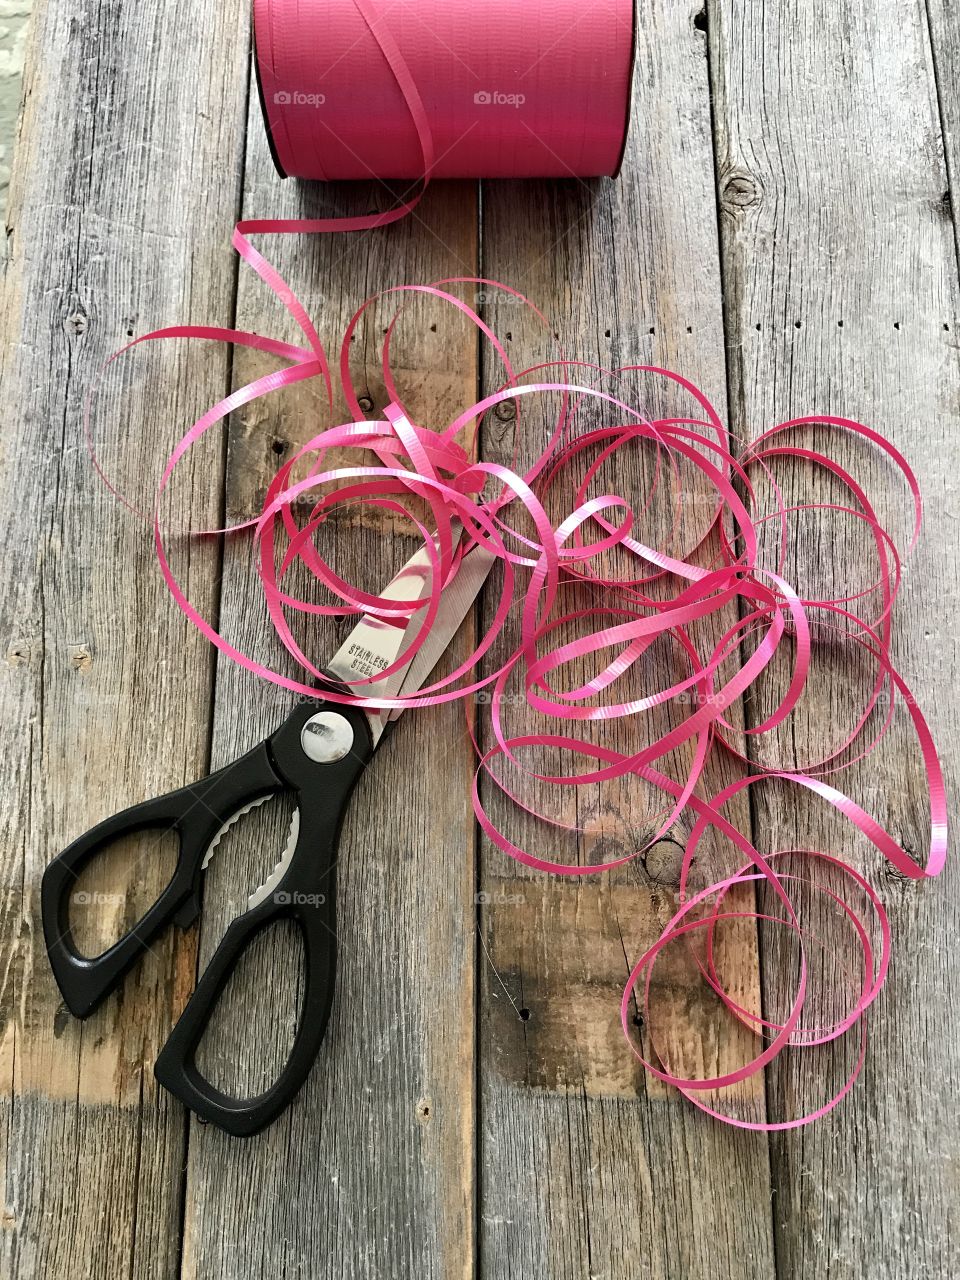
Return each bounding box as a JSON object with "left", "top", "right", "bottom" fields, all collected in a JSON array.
[
  {"left": 41, "top": 742, "right": 283, "bottom": 1018},
  {"left": 154, "top": 701, "right": 374, "bottom": 1137}
]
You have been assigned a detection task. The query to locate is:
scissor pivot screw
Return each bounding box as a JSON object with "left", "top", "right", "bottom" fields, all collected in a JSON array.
[{"left": 300, "top": 711, "right": 355, "bottom": 763}]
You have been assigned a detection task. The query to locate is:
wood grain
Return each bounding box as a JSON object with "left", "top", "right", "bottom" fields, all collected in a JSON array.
[
  {"left": 177, "top": 75, "right": 481, "bottom": 1280},
  {"left": 4, "top": 0, "right": 960, "bottom": 1276},
  {"left": 0, "top": 0, "right": 249, "bottom": 1275},
  {"left": 709, "top": 0, "right": 960, "bottom": 1275},
  {"left": 475, "top": 3, "right": 776, "bottom": 1277},
  {"left": 927, "top": 0, "right": 960, "bottom": 268}
]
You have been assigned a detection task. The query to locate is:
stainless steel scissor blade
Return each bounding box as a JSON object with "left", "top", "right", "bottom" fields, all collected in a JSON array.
[{"left": 325, "top": 520, "right": 496, "bottom": 745}]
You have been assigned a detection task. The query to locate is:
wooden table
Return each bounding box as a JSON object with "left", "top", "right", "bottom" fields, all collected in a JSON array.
[{"left": 1, "top": 2, "right": 958, "bottom": 1277}]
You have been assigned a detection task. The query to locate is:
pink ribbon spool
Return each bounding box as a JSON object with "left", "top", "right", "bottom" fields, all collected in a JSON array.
[{"left": 254, "top": 0, "right": 636, "bottom": 181}]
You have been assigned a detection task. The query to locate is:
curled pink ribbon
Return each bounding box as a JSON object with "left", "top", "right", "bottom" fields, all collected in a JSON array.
[
  {"left": 82, "top": 0, "right": 946, "bottom": 1128},
  {"left": 87, "top": 268, "right": 946, "bottom": 1128}
]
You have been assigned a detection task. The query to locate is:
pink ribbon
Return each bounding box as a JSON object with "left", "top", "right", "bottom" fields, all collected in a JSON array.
[
  {"left": 254, "top": 0, "right": 635, "bottom": 181},
  {"left": 83, "top": 0, "right": 946, "bottom": 1128}
]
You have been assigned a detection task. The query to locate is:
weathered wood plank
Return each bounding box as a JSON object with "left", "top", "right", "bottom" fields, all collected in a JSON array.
[
  {"left": 476, "top": 3, "right": 777, "bottom": 1277},
  {"left": 6, "top": 0, "right": 956, "bottom": 1276},
  {"left": 0, "top": 0, "right": 249, "bottom": 1275},
  {"left": 710, "top": 0, "right": 960, "bottom": 1275},
  {"left": 178, "top": 76, "right": 481, "bottom": 1280},
  {"left": 926, "top": 0, "right": 960, "bottom": 267}
]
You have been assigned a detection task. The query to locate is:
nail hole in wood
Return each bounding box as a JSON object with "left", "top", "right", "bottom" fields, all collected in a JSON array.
[
  {"left": 604, "top": 329, "right": 611, "bottom": 338},
  {"left": 894, "top": 322, "right": 901, "bottom": 331},
  {"left": 519, "top": 1007, "right": 531, "bottom": 1022},
  {"left": 755, "top": 323, "right": 761, "bottom": 331},
  {"left": 794, "top": 320, "right": 802, "bottom": 329},
  {"left": 838, "top": 319, "right": 844, "bottom": 328},
  {"left": 358, "top": 396, "right": 374, "bottom": 413},
  {"left": 272, "top": 440, "right": 287, "bottom": 455},
  {"left": 694, "top": 8, "right": 707, "bottom": 31}
]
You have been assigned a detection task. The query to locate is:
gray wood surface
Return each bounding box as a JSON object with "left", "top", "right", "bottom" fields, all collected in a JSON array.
[
  {"left": 711, "top": 0, "right": 960, "bottom": 1275},
  {"left": 177, "top": 74, "right": 481, "bottom": 1280},
  {"left": 476, "top": 4, "right": 774, "bottom": 1277},
  {"left": 0, "top": 0, "right": 249, "bottom": 1275},
  {"left": 2, "top": 0, "right": 958, "bottom": 1277},
  {"left": 929, "top": 0, "right": 960, "bottom": 270}
]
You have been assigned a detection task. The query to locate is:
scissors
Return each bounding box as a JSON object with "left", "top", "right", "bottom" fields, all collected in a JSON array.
[{"left": 41, "top": 524, "right": 494, "bottom": 1137}]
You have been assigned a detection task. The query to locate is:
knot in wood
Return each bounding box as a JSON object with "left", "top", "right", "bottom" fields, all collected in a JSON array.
[
  {"left": 643, "top": 838, "right": 684, "bottom": 887},
  {"left": 720, "top": 169, "right": 762, "bottom": 214}
]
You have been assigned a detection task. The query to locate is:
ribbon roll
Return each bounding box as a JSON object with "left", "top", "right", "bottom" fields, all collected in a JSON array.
[{"left": 254, "top": 0, "right": 636, "bottom": 181}]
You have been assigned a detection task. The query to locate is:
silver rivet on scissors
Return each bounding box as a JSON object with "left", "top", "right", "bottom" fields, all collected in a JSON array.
[{"left": 299, "top": 711, "right": 355, "bottom": 763}]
